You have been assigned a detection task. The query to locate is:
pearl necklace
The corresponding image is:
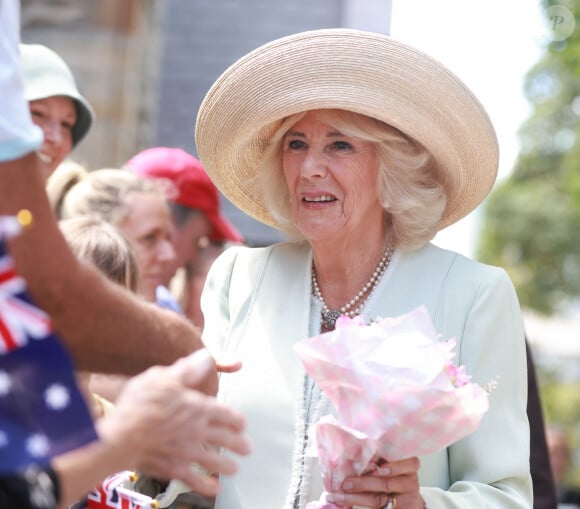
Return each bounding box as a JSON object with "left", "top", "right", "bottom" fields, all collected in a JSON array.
[{"left": 311, "top": 245, "right": 393, "bottom": 331}]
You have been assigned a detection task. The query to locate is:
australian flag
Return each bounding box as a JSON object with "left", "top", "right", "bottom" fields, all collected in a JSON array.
[{"left": 0, "top": 215, "right": 98, "bottom": 474}]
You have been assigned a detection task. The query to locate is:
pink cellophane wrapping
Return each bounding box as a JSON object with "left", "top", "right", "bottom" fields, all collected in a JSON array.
[{"left": 293, "top": 306, "right": 489, "bottom": 509}]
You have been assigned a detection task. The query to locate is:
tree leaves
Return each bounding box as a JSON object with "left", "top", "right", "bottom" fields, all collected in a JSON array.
[{"left": 478, "top": 0, "right": 580, "bottom": 314}]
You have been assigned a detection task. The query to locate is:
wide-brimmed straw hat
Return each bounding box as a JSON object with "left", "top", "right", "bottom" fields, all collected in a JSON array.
[
  {"left": 20, "top": 44, "right": 95, "bottom": 147},
  {"left": 195, "top": 28, "right": 499, "bottom": 231}
]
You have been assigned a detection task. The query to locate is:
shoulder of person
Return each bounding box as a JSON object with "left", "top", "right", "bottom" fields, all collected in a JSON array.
[{"left": 399, "top": 242, "right": 511, "bottom": 286}]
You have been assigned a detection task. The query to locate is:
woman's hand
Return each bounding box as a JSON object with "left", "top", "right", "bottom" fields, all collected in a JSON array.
[{"left": 327, "top": 457, "right": 424, "bottom": 509}]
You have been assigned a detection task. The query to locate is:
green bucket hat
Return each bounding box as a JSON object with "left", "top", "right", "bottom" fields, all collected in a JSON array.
[{"left": 20, "top": 44, "right": 95, "bottom": 147}]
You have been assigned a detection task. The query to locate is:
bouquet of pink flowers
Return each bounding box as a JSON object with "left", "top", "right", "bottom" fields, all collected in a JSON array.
[{"left": 294, "top": 306, "right": 490, "bottom": 509}]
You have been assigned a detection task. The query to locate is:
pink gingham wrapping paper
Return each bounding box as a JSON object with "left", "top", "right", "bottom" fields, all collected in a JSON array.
[{"left": 294, "top": 306, "right": 489, "bottom": 507}]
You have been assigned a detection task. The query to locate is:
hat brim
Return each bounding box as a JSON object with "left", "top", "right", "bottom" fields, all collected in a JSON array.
[
  {"left": 70, "top": 98, "right": 94, "bottom": 147},
  {"left": 195, "top": 28, "right": 499, "bottom": 231}
]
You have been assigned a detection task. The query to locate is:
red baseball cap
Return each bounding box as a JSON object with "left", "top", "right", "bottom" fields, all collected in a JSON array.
[{"left": 127, "top": 147, "right": 243, "bottom": 243}]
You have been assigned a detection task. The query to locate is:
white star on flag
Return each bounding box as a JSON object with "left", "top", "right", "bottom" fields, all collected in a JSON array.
[
  {"left": 45, "top": 383, "right": 71, "bottom": 410},
  {"left": 0, "top": 370, "right": 11, "bottom": 395},
  {"left": 27, "top": 433, "right": 50, "bottom": 458}
]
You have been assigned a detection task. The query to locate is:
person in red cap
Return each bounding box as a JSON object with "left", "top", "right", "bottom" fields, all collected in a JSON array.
[{"left": 126, "top": 147, "right": 244, "bottom": 321}]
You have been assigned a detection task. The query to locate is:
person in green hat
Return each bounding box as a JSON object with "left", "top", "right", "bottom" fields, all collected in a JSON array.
[{"left": 20, "top": 43, "right": 95, "bottom": 180}]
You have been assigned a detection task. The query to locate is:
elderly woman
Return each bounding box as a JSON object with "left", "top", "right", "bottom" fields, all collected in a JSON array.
[
  {"left": 196, "top": 30, "right": 532, "bottom": 509},
  {"left": 20, "top": 43, "right": 94, "bottom": 179}
]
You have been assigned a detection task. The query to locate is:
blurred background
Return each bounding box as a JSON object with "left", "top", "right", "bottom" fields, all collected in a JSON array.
[{"left": 21, "top": 0, "right": 580, "bottom": 489}]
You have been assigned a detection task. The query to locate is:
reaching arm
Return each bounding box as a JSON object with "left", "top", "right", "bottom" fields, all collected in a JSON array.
[
  {"left": 53, "top": 349, "right": 251, "bottom": 508},
  {"left": 1, "top": 152, "right": 206, "bottom": 376},
  {"left": 0, "top": 0, "right": 206, "bottom": 376}
]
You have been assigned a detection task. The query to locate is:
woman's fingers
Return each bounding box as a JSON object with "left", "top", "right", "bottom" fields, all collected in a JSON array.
[
  {"left": 327, "top": 457, "right": 422, "bottom": 509},
  {"left": 215, "top": 358, "right": 243, "bottom": 373},
  {"left": 327, "top": 490, "right": 389, "bottom": 509}
]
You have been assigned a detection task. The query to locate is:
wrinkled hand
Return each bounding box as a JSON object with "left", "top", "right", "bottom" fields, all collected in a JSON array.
[
  {"left": 96, "top": 349, "right": 251, "bottom": 496},
  {"left": 327, "top": 457, "right": 424, "bottom": 509}
]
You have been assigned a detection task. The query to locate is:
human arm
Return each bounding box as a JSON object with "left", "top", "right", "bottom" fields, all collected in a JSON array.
[
  {"left": 419, "top": 266, "right": 532, "bottom": 507},
  {"left": 1, "top": 152, "right": 208, "bottom": 376},
  {"left": 88, "top": 358, "right": 241, "bottom": 403},
  {"left": 0, "top": 0, "right": 206, "bottom": 376},
  {"left": 53, "top": 349, "right": 251, "bottom": 508}
]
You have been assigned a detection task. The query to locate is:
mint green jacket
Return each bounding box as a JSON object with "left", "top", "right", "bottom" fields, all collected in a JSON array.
[{"left": 201, "top": 241, "right": 532, "bottom": 509}]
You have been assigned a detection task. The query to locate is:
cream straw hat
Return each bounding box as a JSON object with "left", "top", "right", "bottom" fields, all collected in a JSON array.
[{"left": 195, "top": 28, "right": 499, "bottom": 231}]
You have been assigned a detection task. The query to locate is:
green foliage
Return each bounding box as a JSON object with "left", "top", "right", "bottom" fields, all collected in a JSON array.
[
  {"left": 496, "top": 0, "right": 580, "bottom": 486},
  {"left": 542, "top": 382, "right": 580, "bottom": 425},
  {"left": 477, "top": 0, "right": 580, "bottom": 313}
]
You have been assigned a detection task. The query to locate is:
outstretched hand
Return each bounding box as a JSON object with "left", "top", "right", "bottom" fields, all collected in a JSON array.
[{"left": 97, "top": 349, "right": 251, "bottom": 496}]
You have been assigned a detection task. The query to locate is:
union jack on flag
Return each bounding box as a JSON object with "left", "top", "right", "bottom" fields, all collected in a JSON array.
[
  {"left": 0, "top": 214, "right": 97, "bottom": 474},
  {"left": 74, "top": 470, "right": 157, "bottom": 509}
]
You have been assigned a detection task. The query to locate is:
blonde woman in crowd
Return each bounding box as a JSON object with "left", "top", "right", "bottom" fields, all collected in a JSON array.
[
  {"left": 47, "top": 163, "right": 176, "bottom": 305},
  {"left": 59, "top": 214, "right": 139, "bottom": 418}
]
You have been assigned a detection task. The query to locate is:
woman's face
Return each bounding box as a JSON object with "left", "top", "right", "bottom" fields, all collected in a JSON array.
[
  {"left": 282, "top": 111, "right": 384, "bottom": 242},
  {"left": 29, "top": 96, "right": 76, "bottom": 179},
  {"left": 120, "top": 192, "right": 176, "bottom": 302}
]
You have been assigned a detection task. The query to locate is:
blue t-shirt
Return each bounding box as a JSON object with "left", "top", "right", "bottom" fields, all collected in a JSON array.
[{"left": 155, "top": 285, "right": 184, "bottom": 315}]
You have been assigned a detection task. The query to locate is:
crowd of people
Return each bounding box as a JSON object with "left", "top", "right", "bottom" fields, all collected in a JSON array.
[
  {"left": 2, "top": 0, "right": 578, "bottom": 507},
  {"left": 1, "top": 3, "right": 250, "bottom": 507}
]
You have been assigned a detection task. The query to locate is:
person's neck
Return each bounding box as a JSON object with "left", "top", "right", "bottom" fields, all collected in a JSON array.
[{"left": 310, "top": 231, "right": 391, "bottom": 311}]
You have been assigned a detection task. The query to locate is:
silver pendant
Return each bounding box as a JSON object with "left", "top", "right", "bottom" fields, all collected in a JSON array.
[{"left": 321, "top": 309, "right": 341, "bottom": 330}]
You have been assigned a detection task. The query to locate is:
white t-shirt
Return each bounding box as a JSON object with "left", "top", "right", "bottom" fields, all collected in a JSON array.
[{"left": 0, "top": 0, "right": 43, "bottom": 162}]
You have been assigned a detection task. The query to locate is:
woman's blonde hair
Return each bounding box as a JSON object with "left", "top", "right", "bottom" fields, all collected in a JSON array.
[
  {"left": 59, "top": 215, "right": 139, "bottom": 292},
  {"left": 256, "top": 109, "right": 447, "bottom": 251},
  {"left": 46, "top": 161, "right": 164, "bottom": 227}
]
